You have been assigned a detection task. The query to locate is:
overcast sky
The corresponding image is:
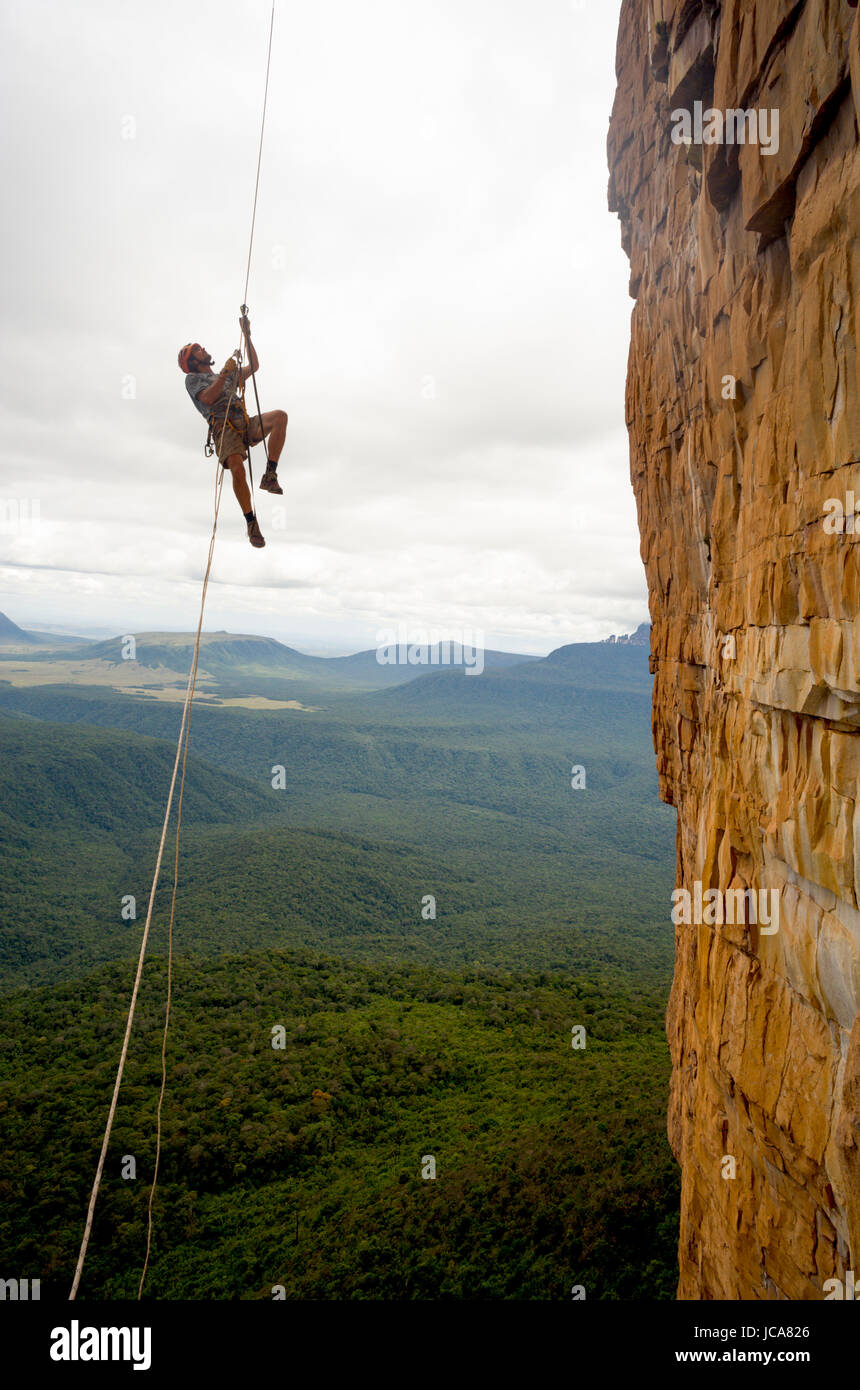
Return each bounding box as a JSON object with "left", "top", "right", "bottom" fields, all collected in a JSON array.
[{"left": 0, "top": 0, "right": 640, "bottom": 656}]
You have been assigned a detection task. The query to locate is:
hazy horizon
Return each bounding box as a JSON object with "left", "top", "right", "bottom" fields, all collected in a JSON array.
[{"left": 5, "top": 604, "right": 649, "bottom": 659}]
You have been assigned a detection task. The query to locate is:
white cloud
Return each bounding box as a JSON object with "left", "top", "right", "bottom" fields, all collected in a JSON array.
[{"left": 0, "top": 0, "right": 641, "bottom": 654}]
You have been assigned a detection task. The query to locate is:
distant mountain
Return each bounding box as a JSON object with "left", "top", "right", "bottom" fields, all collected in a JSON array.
[
  {"left": 16, "top": 622, "right": 96, "bottom": 644},
  {"left": 324, "top": 643, "right": 539, "bottom": 684},
  {"left": 538, "top": 640, "right": 652, "bottom": 686},
  {"left": 0, "top": 623, "right": 676, "bottom": 992},
  {"left": 0, "top": 611, "right": 41, "bottom": 644},
  {"left": 0, "top": 639, "right": 655, "bottom": 744},
  {"left": 601, "top": 622, "right": 651, "bottom": 646},
  {"left": 0, "top": 612, "right": 93, "bottom": 648},
  {"left": 364, "top": 639, "right": 654, "bottom": 718},
  {"left": 37, "top": 629, "right": 539, "bottom": 691},
  {"left": 78, "top": 630, "right": 322, "bottom": 676}
]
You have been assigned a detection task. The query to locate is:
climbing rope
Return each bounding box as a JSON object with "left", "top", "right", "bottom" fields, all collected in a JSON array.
[
  {"left": 137, "top": 441, "right": 229, "bottom": 1299},
  {"left": 69, "top": 3, "right": 276, "bottom": 1301},
  {"left": 69, "top": 403, "right": 235, "bottom": 1302},
  {"left": 139, "top": 343, "right": 261, "bottom": 1298},
  {"left": 242, "top": 303, "right": 267, "bottom": 506},
  {"left": 241, "top": 2, "right": 275, "bottom": 502},
  {"left": 244, "top": 3, "right": 276, "bottom": 308}
]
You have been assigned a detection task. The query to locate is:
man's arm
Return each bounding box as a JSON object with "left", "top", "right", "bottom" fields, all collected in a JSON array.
[
  {"left": 240, "top": 315, "right": 259, "bottom": 380},
  {"left": 197, "top": 357, "right": 239, "bottom": 406}
]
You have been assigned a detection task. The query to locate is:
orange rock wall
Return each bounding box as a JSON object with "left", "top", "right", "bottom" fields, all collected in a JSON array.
[{"left": 608, "top": 0, "right": 860, "bottom": 1299}]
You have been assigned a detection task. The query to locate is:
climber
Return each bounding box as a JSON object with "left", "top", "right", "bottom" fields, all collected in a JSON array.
[{"left": 178, "top": 313, "right": 288, "bottom": 550}]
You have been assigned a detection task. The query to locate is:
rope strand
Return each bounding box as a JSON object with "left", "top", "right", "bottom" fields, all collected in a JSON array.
[
  {"left": 241, "top": 0, "right": 276, "bottom": 514},
  {"left": 138, "top": 351, "right": 252, "bottom": 1299},
  {"left": 70, "top": 0, "right": 276, "bottom": 1295},
  {"left": 243, "top": 3, "right": 276, "bottom": 306},
  {"left": 69, "top": 394, "right": 240, "bottom": 1301},
  {"left": 137, "top": 460, "right": 227, "bottom": 1299}
]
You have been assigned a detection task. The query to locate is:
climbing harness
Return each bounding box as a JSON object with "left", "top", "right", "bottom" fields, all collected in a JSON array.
[
  {"left": 203, "top": 379, "right": 252, "bottom": 462},
  {"left": 202, "top": 357, "right": 258, "bottom": 513},
  {"left": 69, "top": 1, "right": 276, "bottom": 1302}
]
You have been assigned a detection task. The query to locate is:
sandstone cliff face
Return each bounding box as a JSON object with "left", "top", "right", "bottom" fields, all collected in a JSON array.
[{"left": 608, "top": 0, "right": 860, "bottom": 1299}]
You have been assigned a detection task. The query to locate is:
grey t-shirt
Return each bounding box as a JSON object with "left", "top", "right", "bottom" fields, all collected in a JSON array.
[{"left": 185, "top": 369, "right": 245, "bottom": 426}]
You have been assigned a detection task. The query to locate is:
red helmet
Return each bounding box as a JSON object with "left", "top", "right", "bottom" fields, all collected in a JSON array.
[{"left": 178, "top": 342, "right": 206, "bottom": 373}]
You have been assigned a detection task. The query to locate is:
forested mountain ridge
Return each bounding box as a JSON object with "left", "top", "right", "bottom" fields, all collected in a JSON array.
[{"left": 0, "top": 624, "right": 679, "bottom": 1299}]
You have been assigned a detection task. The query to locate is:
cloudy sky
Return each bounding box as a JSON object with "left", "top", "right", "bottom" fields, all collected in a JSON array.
[{"left": 0, "top": 0, "right": 640, "bottom": 656}]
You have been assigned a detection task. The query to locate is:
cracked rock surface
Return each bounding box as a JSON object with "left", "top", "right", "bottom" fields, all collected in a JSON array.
[{"left": 608, "top": 0, "right": 860, "bottom": 1299}]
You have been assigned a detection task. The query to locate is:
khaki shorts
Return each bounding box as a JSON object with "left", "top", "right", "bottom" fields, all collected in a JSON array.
[{"left": 213, "top": 416, "right": 262, "bottom": 465}]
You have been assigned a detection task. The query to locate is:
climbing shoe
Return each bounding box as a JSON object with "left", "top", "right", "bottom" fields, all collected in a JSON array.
[
  {"left": 247, "top": 515, "right": 266, "bottom": 548},
  {"left": 260, "top": 465, "right": 283, "bottom": 495}
]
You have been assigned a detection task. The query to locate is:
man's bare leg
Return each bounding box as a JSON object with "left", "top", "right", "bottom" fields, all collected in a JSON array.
[
  {"left": 226, "top": 454, "right": 265, "bottom": 548},
  {"left": 226, "top": 454, "right": 252, "bottom": 513},
  {"left": 263, "top": 409, "right": 288, "bottom": 463},
  {"left": 249, "top": 410, "right": 288, "bottom": 462},
  {"left": 249, "top": 410, "right": 287, "bottom": 496}
]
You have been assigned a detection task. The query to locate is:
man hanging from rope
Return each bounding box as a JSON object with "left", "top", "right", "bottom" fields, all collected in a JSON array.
[{"left": 178, "top": 313, "right": 287, "bottom": 549}]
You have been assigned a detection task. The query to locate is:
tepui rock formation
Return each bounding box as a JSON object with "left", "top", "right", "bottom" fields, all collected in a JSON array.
[{"left": 608, "top": 0, "right": 860, "bottom": 1299}]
